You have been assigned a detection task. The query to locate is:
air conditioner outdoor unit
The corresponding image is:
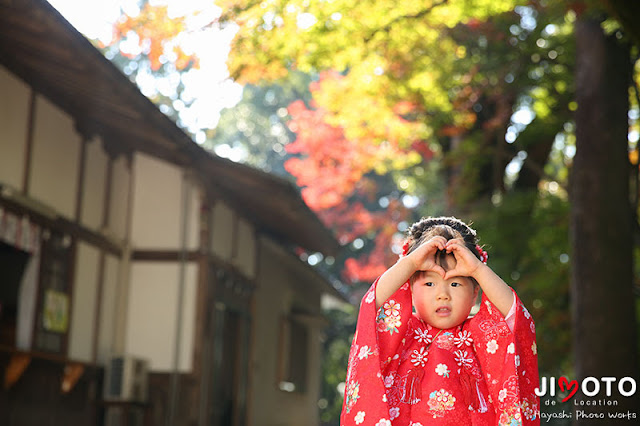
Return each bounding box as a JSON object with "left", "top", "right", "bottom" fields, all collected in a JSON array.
[{"left": 104, "top": 355, "right": 149, "bottom": 402}]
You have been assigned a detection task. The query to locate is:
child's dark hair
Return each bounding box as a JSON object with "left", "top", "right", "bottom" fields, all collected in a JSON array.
[{"left": 405, "top": 216, "right": 482, "bottom": 262}]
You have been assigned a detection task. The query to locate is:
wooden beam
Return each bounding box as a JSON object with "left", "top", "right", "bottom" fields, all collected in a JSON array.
[
  {"left": 61, "top": 362, "right": 85, "bottom": 393},
  {"left": 4, "top": 353, "right": 31, "bottom": 390}
]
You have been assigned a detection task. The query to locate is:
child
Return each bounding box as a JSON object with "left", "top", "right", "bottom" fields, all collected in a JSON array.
[{"left": 341, "top": 217, "right": 539, "bottom": 426}]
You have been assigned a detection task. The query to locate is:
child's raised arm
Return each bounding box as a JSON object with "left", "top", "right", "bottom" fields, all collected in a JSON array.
[
  {"left": 375, "top": 236, "right": 447, "bottom": 309},
  {"left": 444, "top": 238, "right": 514, "bottom": 317}
]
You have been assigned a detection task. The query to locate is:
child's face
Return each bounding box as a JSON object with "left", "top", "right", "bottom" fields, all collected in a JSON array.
[{"left": 411, "top": 254, "right": 479, "bottom": 330}]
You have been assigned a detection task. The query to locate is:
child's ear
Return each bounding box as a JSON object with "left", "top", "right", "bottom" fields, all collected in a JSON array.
[{"left": 473, "top": 284, "right": 480, "bottom": 299}]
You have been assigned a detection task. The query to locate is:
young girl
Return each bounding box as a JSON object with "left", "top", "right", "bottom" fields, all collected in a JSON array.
[{"left": 341, "top": 217, "right": 539, "bottom": 426}]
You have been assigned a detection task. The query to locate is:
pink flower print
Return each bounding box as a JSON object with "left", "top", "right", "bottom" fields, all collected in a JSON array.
[
  {"left": 507, "top": 343, "right": 515, "bottom": 354},
  {"left": 435, "top": 363, "right": 450, "bottom": 377},
  {"left": 414, "top": 328, "right": 432, "bottom": 344},
  {"left": 389, "top": 407, "right": 400, "bottom": 420},
  {"left": 358, "top": 345, "right": 373, "bottom": 360},
  {"left": 530, "top": 320, "right": 536, "bottom": 334},
  {"left": 355, "top": 411, "right": 365, "bottom": 424},
  {"left": 514, "top": 407, "right": 522, "bottom": 421},
  {"left": 427, "top": 389, "right": 456, "bottom": 418},
  {"left": 411, "top": 347, "right": 428, "bottom": 367},
  {"left": 375, "top": 419, "right": 391, "bottom": 426},
  {"left": 486, "top": 339, "right": 499, "bottom": 354},
  {"left": 384, "top": 300, "right": 401, "bottom": 317},
  {"left": 384, "top": 374, "right": 395, "bottom": 388},
  {"left": 498, "top": 388, "right": 508, "bottom": 403},
  {"left": 384, "top": 314, "right": 401, "bottom": 332},
  {"left": 345, "top": 380, "right": 360, "bottom": 413},
  {"left": 453, "top": 350, "right": 473, "bottom": 368},
  {"left": 453, "top": 330, "right": 473, "bottom": 347}
]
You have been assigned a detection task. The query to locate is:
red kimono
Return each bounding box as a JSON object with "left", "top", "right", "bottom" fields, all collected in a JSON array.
[{"left": 341, "top": 279, "right": 540, "bottom": 426}]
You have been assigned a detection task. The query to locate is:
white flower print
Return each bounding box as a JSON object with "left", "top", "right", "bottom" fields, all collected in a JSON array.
[
  {"left": 411, "top": 347, "right": 428, "bottom": 367},
  {"left": 453, "top": 330, "right": 473, "bottom": 347},
  {"left": 531, "top": 342, "right": 537, "bottom": 355},
  {"left": 435, "top": 363, "right": 450, "bottom": 377},
  {"left": 365, "top": 290, "right": 375, "bottom": 304},
  {"left": 507, "top": 343, "right": 515, "bottom": 354},
  {"left": 414, "top": 328, "right": 432, "bottom": 344},
  {"left": 485, "top": 300, "right": 493, "bottom": 314},
  {"left": 376, "top": 419, "right": 391, "bottom": 426},
  {"left": 486, "top": 339, "right": 499, "bottom": 354},
  {"left": 358, "top": 345, "right": 373, "bottom": 360},
  {"left": 389, "top": 407, "right": 400, "bottom": 420},
  {"left": 453, "top": 350, "right": 473, "bottom": 368},
  {"left": 355, "top": 411, "right": 366, "bottom": 424},
  {"left": 530, "top": 321, "right": 536, "bottom": 334},
  {"left": 523, "top": 305, "right": 531, "bottom": 319},
  {"left": 382, "top": 394, "right": 387, "bottom": 402},
  {"left": 515, "top": 355, "right": 520, "bottom": 367},
  {"left": 410, "top": 423, "right": 423, "bottom": 426},
  {"left": 498, "top": 388, "right": 508, "bottom": 402}
]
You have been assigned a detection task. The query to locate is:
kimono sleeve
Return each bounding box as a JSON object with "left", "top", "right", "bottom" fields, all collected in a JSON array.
[
  {"left": 465, "top": 289, "right": 541, "bottom": 425},
  {"left": 340, "top": 278, "right": 413, "bottom": 426}
]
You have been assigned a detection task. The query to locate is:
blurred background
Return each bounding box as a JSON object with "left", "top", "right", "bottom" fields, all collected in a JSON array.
[{"left": 1, "top": 0, "right": 639, "bottom": 425}]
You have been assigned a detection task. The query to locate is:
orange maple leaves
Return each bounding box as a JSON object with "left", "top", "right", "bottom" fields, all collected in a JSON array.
[
  {"left": 284, "top": 75, "right": 426, "bottom": 283},
  {"left": 110, "top": 3, "right": 199, "bottom": 71}
]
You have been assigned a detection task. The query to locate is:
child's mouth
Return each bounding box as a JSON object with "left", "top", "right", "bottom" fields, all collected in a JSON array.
[{"left": 436, "top": 307, "right": 451, "bottom": 316}]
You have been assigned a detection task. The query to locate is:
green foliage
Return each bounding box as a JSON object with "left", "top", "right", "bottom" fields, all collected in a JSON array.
[
  {"left": 208, "top": 71, "right": 314, "bottom": 174},
  {"left": 472, "top": 190, "right": 571, "bottom": 377},
  {"left": 319, "top": 305, "right": 356, "bottom": 425}
]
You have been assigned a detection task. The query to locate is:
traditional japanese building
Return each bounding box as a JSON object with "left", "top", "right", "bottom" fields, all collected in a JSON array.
[{"left": 0, "top": 1, "right": 344, "bottom": 425}]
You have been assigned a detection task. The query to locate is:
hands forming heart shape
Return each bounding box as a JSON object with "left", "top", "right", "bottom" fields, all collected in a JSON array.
[{"left": 410, "top": 237, "right": 483, "bottom": 280}]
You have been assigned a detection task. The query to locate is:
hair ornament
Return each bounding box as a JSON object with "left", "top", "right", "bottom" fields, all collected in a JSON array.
[
  {"left": 401, "top": 240, "right": 410, "bottom": 258},
  {"left": 475, "top": 244, "right": 488, "bottom": 264}
]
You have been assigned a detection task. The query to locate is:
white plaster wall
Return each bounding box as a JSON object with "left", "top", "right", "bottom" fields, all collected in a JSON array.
[
  {"left": 234, "top": 218, "right": 255, "bottom": 278},
  {"left": 68, "top": 242, "right": 100, "bottom": 362},
  {"left": 249, "top": 243, "right": 322, "bottom": 426},
  {"left": 108, "top": 154, "right": 131, "bottom": 241},
  {"left": 126, "top": 261, "right": 197, "bottom": 372},
  {"left": 29, "top": 96, "right": 81, "bottom": 219},
  {"left": 97, "top": 254, "right": 120, "bottom": 365},
  {"left": 210, "top": 201, "right": 233, "bottom": 261},
  {"left": 0, "top": 66, "right": 29, "bottom": 190},
  {"left": 130, "top": 153, "right": 200, "bottom": 249},
  {"left": 80, "top": 137, "right": 108, "bottom": 230}
]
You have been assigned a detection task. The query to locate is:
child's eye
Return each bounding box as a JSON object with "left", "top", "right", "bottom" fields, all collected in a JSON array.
[
  {"left": 451, "top": 282, "right": 461, "bottom": 287},
  {"left": 425, "top": 282, "right": 434, "bottom": 287}
]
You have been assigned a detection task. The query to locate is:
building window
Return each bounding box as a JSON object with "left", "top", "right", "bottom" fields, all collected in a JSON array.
[
  {"left": 33, "top": 231, "right": 73, "bottom": 353},
  {"left": 278, "top": 315, "right": 309, "bottom": 393}
]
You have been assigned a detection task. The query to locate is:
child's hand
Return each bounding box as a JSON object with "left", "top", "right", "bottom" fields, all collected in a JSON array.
[
  {"left": 408, "top": 236, "right": 447, "bottom": 277},
  {"left": 443, "top": 238, "right": 482, "bottom": 279}
]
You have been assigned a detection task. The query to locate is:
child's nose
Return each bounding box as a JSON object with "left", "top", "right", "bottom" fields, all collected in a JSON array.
[{"left": 436, "top": 288, "right": 451, "bottom": 300}]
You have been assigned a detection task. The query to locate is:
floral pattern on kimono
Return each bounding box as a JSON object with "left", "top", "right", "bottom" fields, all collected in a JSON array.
[{"left": 341, "top": 278, "right": 540, "bottom": 426}]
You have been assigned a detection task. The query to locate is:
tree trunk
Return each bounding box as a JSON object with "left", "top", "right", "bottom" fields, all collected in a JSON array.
[{"left": 571, "top": 17, "right": 639, "bottom": 422}]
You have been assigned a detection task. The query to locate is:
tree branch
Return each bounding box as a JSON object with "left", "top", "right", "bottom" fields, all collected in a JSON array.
[{"left": 364, "top": 0, "right": 450, "bottom": 43}]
